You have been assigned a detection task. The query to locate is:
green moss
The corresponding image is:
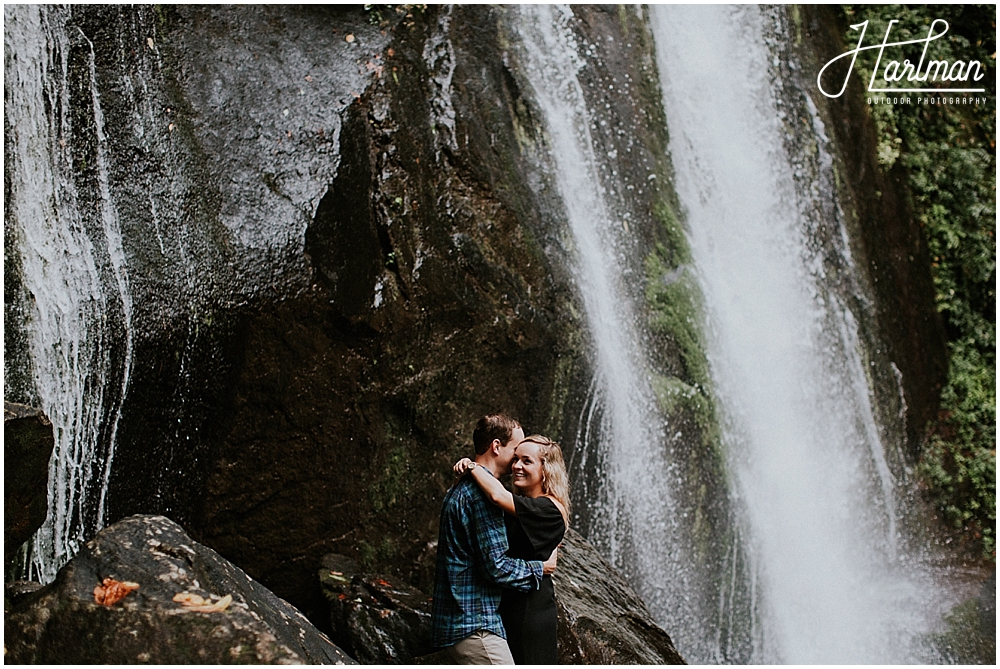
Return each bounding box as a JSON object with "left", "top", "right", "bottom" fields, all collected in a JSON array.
[
  {"left": 543, "top": 348, "right": 581, "bottom": 441},
  {"left": 645, "top": 245, "right": 707, "bottom": 388},
  {"left": 368, "top": 444, "right": 409, "bottom": 514},
  {"left": 355, "top": 536, "right": 399, "bottom": 572},
  {"left": 617, "top": 5, "right": 630, "bottom": 37},
  {"left": 650, "top": 373, "right": 711, "bottom": 432},
  {"left": 651, "top": 199, "right": 692, "bottom": 267},
  {"left": 357, "top": 540, "right": 376, "bottom": 571},
  {"left": 931, "top": 596, "right": 996, "bottom": 664},
  {"left": 152, "top": 5, "right": 171, "bottom": 32}
]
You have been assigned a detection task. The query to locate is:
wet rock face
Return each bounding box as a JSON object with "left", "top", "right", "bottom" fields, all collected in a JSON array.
[
  {"left": 319, "top": 554, "right": 433, "bottom": 664},
  {"left": 185, "top": 3, "right": 589, "bottom": 625},
  {"left": 554, "top": 528, "right": 686, "bottom": 664},
  {"left": 4, "top": 515, "right": 353, "bottom": 664},
  {"left": 4, "top": 402, "right": 54, "bottom": 565},
  {"left": 3, "top": 3, "right": 582, "bottom": 624}
]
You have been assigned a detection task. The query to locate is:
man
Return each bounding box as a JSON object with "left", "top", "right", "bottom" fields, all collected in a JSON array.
[{"left": 431, "top": 413, "right": 556, "bottom": 664}]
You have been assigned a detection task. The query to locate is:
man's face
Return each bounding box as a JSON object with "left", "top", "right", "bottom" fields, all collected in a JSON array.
[{"left": 499, "top": 426, "right": 525, "bottom": 471}]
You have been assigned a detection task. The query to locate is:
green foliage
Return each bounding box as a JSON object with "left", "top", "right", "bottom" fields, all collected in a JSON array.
[
  {"left": 842, "top": 5, "right": 996, "bottom": 559},
  {"left": 920, "top": 340, "right": 996, "bottom": 555}
]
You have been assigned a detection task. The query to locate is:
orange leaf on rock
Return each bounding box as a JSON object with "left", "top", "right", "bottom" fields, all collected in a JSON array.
[{"left": 93, "top": 578, "right": 140, "bottom": 606}]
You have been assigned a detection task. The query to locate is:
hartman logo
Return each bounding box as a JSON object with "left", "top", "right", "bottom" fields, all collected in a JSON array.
[{"left": 817, "top": 19, "right": 988, "bottom": 99}]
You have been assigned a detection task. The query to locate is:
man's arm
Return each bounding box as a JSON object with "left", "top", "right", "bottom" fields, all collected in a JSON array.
[{"left": 467, "top": 489, "right": 543, "bottom": 591}]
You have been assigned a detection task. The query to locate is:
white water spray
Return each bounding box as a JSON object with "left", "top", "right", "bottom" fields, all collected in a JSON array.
[
  {"left": 5, "top": 5, "right": 134, "bottom": 581},
  {"left": 650, "top": 5, "right": 942, "bottom": 662},
  {"left": 511, "top": 4, "right": 680, "bottom": 607}
]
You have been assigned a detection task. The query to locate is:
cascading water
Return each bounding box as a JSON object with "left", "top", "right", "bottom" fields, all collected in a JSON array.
[
  {"left": 5, "top": 5, "right": 134, "bottom": 582},
  {"left": 650, "top": 5, "right": 945, "bottom": 663},
  {"left": 509, "top": 5, "right": 724, "bottom": 654}
]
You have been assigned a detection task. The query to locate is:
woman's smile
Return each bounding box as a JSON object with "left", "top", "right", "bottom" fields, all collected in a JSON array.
[{"left": 511, "top": 441, "right": 544, "bottom": 496}]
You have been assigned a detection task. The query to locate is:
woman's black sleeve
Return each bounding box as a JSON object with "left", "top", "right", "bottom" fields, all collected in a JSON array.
[{"left": 512, "top": 495, "right": 565, "bottom": 553}]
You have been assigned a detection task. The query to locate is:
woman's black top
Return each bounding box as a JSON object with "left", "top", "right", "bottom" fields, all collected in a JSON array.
[{"left": 500, "top": 495, "right": 566, "bottom": 664}]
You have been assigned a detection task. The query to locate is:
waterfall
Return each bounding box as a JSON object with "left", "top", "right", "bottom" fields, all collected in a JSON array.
[
  {"left": 650, "top": 5, "right": 944, "bottom": 662},
  {"left": 5, "top": 5, "right": 134, "bottom": 582},
  {"left": 508, "top": 4, "right": 728, "bottom": 652}
]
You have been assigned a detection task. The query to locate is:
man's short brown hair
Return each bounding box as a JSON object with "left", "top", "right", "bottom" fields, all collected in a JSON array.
[{"left": 472, "top": 413, "right": 521, "bottom": 456}]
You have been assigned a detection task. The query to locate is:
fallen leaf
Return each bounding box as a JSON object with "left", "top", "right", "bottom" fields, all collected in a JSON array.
[
  {"left": 173, "top": 592, "right": 206, "bottom": 606},
  {"left": 146, "top": 37, "right": 154, "bottom": 50},
  {"left": 376, "top": 579, "right": 391, "bottom": 587},
  {"left": 387, "top": 48, "right": 395, "bottom": 57},
  {"left": 345, "top": 34, "right": 355, "bottom": 43},
  {"left": 94, "top": 578, "right": 140, "bottom": 606},
  {"left": 304, "top": 75, "right": 314, "bottom": 82},
  {"left": 174, "top": 592, "right": 233, "bottom": 613},
  {"left": 338, "top": 594, "right": 348, "bottom": 600},
  {"left": 187, "top": 594, "right": 233, "bottom": 613}
]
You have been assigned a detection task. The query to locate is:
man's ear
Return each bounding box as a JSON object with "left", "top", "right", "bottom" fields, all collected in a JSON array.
[{"left": 490, "top": 438, "right": 503, "bottom": 456}]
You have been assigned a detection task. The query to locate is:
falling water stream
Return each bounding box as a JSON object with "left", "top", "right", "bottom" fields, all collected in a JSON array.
[
  {"left": 650, "top": 5, "right": 945, "bottom": 663},
  {"left": 510, "top": 4, "right": 727, "bottom": 659},
  {"left": 511, "top": 5, "right": 679, "bottom": 602},
  {"left": 512, "top": 4, "right": 950, "bottom": 664},
  {"left": 6, "top": 5, "right": 134, "bottom": 582}
]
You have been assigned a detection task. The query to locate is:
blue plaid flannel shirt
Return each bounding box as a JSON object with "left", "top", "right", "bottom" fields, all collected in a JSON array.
[{"left": 431, "top": 475, "right": 543, "bottom": 648}]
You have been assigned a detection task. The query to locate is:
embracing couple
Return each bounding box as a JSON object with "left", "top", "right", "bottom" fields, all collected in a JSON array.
[{"left": 431, "top": 413, "right": 570, "bottom": 664}]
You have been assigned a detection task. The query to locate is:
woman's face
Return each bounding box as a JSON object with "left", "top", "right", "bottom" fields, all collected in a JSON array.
[{"left": 511, "top": 441, "right": 544, "bottom": 497}]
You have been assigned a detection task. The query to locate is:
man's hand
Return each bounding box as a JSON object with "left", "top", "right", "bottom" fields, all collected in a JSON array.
[
  {"left": 453, "top": 457, "right": 475, "bottom": 475},
  {"left": 542, "top": 547, "right": 558, "bottom": 575}
]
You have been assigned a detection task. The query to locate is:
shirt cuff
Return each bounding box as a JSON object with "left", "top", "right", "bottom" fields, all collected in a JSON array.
[{"left": 529, "top": 560, "right": 544, "bottom": 589}]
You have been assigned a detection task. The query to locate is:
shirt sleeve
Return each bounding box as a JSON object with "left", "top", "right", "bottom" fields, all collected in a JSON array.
[
  {"left": 512, "top": 495, "right": 566, "bottom": 554},
  {"left": 468, "top": 486, "right": 543, "bottom": 591}
]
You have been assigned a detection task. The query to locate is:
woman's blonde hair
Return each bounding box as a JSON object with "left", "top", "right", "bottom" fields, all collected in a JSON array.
[{"left": 519, "top": 435, "right": 571, "bottom": 523}]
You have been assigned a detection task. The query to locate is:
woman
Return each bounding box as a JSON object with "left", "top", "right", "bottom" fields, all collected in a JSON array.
[{"left": 453, "top": 435, "right": 570, "bottom": 664}]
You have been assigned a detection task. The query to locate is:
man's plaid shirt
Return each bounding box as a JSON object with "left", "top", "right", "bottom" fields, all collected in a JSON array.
[{"left": 431, "top": 475, "right": 543, "bottom": 648}]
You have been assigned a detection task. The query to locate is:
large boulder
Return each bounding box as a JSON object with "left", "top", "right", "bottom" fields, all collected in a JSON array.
[
  {"left": 4, "top": 515, "right": 354, "bottom": 664},
  {"left": 554, "top": 528, "right": 686, "bottom": 664},
  {"left": 320, "top": 529, "right": 685, "bottom": 664},
  {"left": 4, "top": 402, "right": 54, "bottom": 565},
  {"left": 319, "top": 554, "right": 433, "bottom": 663}
]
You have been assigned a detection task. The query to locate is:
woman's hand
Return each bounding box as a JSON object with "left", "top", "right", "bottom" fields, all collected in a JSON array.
[
  {"left": 453, "top": 457, "right": 475, "bottom": 475},
  {"left": 542, "top": 547, "right": 558, "bottom": 575},
  {"left": 454, "top": 458, "right": 517, "bottom": 514}
]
